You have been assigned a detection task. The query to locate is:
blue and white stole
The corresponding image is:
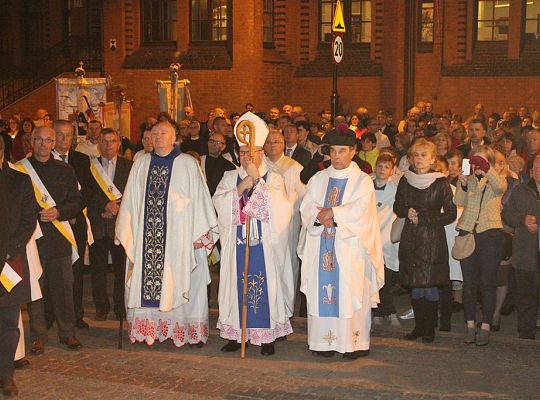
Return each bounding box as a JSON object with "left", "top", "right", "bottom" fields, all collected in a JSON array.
[
  {"left": 236, "top": 174, "right": 270, "bottom": 328},
  {"left": 141, "top": 147, "right": 181, "bottom": 307},
  {"left": 318, "top": 177, "right": 348, "bottom": 317}
]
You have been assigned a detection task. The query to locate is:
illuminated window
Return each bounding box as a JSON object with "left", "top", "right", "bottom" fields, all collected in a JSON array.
[
  {"left": 141, "top": 0, "right": 177, "bottom": 43},
  {"left": 526, "top": 0, "right": 540, "bottom": 39},
  {"left": 476, "top": 0, "right": 509, "bottom": 41},
  {"left": 320, "top": 1, "right": 371, "bottom": 43},
  {"left": 420, "top": 1, "right": 434, "bottom": 43},
  {"left": 191, "top": 0, "right": 229, "bottom": 41}
]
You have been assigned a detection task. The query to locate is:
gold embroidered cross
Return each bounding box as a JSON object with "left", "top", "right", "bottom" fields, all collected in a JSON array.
[
  {"left": 323, "top": 330, "right": 337, "bottom": 345},
  {"left": 353, "top": 330, "right": 361, "bottom": 345}
]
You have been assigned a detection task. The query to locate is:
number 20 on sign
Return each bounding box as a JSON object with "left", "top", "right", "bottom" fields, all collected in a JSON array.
[{"left": 332, "top": 34, "right": 344, "bottom": 65}]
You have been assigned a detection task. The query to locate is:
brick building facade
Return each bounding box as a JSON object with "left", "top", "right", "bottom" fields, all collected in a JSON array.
[{"left": 3, "top": 1, "right": 540, "bottom": 124}]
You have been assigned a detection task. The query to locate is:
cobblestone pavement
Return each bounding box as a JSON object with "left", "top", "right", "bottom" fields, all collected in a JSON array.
[{"left": 11, "top": 272, "right": 540, "bottom": 400}]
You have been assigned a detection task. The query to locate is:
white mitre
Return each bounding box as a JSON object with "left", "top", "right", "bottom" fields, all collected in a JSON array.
[{"left": 234, "top": 111, "right": 269, "bottom": 148}]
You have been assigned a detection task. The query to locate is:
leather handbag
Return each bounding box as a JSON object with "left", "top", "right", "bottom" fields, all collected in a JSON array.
[
  {"left": 451, "top": 232, "right": 475, "bottom": 260},
  {"left": 451, "top": 185, "right": 486, "bottom": 260},
  {"left": 390, "top": 217, "right": 405, "bottom": 243}
]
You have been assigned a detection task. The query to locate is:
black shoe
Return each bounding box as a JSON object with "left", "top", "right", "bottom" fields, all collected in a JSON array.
[
  {"left": 114, "top": 313, "right": 126, "bottom": 321},
  {"left": 452, "top": 301, "right": 463, "bottom": 313},
  {"left": 404, "top": 328, "right": 421, "bottom": 340},
  {"left": 275, "top": 336, "right": 287, "bottom": 342},
  {"left": 500, "top": 303, "right": 515, "bottom": 316},
  {"left": 312, "top": 350, "right": 334, "bottom": 358},
  {"left": 0, "top": 376, "right": 18, "bottom": 396},
  {"left": 220, "top": 340, "right": 246, "bottom": 352},
  {"left": 261, "top": 342, "right": 275, "bottom": 356},
  {"left": 60, "top": 335, "right": 83, "bottom": 351},
  {"left": 439, "top": 322, "right": 451, "bottom": 332},
  {"left": 518, "top": 334, "right": 535, "bottom": 340},
  {"left": 189, "top": 342, "right": 204, "bottom": 348},
  {"left": 343, "top": 350, "right": 370, "bottom": 359},
  {"left": 30, "top": 339, "right": 45, "bottom": 356},
  {"left": 94, "top": 310, "right": 108, "bottom": 321},
  {"left": 76, "top": 318, "right": 89, "bottom": 329},
  {"left": 13, "top": 358, "right": 30, "bottom": 370}
]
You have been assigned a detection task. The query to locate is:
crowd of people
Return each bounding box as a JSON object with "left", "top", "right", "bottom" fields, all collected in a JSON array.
[{"left": 0, "top": 100, "right": 539, "bottom": 396}]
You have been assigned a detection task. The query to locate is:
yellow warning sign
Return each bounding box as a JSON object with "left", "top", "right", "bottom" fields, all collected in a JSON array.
[{"left": 332, "top": 0, "right": 346, "bottom": 33}]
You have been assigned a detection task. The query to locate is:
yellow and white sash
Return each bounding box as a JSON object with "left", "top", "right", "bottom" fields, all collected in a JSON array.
[
  {"left": 13, "top": 158, "right": 79, "bottom": 263},
  {"left": 89, "top": 157, "right": 122, "bottom": 201},
  {"left": 51, "top": 152, "right": 94, "bottom": 247}
]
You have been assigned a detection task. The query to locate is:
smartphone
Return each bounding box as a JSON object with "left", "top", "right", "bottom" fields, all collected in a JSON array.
[{"left": 462, "top": 158, "right": 471, "bottom": 175}]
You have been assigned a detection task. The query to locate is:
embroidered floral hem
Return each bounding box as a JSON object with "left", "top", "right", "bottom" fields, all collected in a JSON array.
[
  {"left": 217, "top": 320, "right": 293, "bottom": 345},
  {"left": 127, "top": 316, "right": 209, "bottom": 348}
]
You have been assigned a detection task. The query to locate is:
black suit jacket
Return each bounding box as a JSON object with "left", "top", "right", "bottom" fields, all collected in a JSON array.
[
  {"left": 28, "top": 156, "right": 84, "bottom": 259},
  {"left": 66, "top": 150, "right": 91, "bottom": 243},
  {"left": 87, "top": 156, "right": 133, "bottom": 240},
  {"left": 291, "top": 146, "right": 312, "bottom": 167},
  {"left": 457, "top": 138, "right": 491, "bottom": 159},
  {"left": 0, "top": 162, "right": 39, "bottom": 305}
]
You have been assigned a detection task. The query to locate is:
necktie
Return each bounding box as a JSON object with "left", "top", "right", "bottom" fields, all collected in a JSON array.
[
  {"left": 286, "top": 148, "right": 292, "bottom": 157},
  {"left": 60, "top": 154, "right": 67, "bottom": 162}
]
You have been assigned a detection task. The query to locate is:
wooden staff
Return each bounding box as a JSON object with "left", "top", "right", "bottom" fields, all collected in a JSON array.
[{"left": 236, "top": 120, "right": 256, "bottom": 359}]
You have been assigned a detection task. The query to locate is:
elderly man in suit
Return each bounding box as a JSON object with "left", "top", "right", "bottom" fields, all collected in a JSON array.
[
  {"left": 0, "top": 136, "right": 39, "bottom": 395},
  {"left": 52, "top": 120, "right": 92, "bottom": 329},
  {"left": 88, "top": 128, "right": 133, "bottom": 321}
]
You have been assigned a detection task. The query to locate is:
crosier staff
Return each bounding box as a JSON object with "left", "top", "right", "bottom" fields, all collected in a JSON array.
[{"left": 236, "top": 119, "right": 255, "bottom": 359}]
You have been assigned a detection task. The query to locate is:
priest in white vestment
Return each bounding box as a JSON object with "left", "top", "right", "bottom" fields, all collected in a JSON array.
[
  {"left": 116, "top": 121, "right": 218, "bottom": 347},
  {"left": 299, "top": 129, "right": 385, "bottom": 359},
  {"left": 213, "top": 112, "right": 294, "bottom": 356},
  {"left": 263, "top": 130, "right": 306, "bottom": 304}
]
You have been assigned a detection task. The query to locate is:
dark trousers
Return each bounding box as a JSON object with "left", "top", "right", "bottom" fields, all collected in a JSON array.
[
  {"left": 513, "top": 268, "right": 539, "bottom": 338},
  {"left": 27, "top": 255, "right": 76, "bottom": 341},
  {"left": 90, "top": 237, "right": 126, "bottom": 316},
  {"left": 460, "top": 229, "right": 502, "bottom": 324},
  {"left": 373, "top": 267, "right": 397, "bottom": 317},
  {"left": 0, "top": 305, "right": 20, "bottom": 380},
  {"left": 72, "top": 230, "right": 87, "bottom": 320}
]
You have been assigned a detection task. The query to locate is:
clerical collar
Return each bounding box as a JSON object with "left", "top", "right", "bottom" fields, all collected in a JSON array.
[
  {"left": 327, "top": 162, "right": 355, "bottom": 179},
  {"left": 152, "top": 146, "right": 181, "bottom": 160}
]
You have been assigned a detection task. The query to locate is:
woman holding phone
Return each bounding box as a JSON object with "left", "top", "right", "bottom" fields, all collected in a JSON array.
[{"left": 454, "top": 146, "right": 507, "bottom": 346}]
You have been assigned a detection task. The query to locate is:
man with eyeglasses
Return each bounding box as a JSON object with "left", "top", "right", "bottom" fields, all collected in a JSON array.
[
  {"left": 264, "top": 130, "right": 306, "bottom": 310},
  {"left": 213, "top": 112, "right": 294, "bottom": 356},
  {"left": 200, "top": 132, "right": 235, "bottom": 196},
  {"left": 16, "top": 126, "right": 85, "bottom": 354}
]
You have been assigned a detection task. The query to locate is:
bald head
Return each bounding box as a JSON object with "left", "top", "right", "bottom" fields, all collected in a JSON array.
[
  {"left": 151, "top": 121, "right": 176, "bottom": 156},
  {"left": 264, "top": 131, "right": 285, "bottom": 162}
]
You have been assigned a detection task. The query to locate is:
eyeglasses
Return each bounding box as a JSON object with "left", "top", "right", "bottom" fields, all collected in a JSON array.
[
  {"left": 208, "top": 139, "right": 225, "bottom": 145},
  {"left": 239, "top": 149, "right": 263, "bottom": 156},
  {"left": 33, "top": 137, "right": 55, "bottom": 144}
]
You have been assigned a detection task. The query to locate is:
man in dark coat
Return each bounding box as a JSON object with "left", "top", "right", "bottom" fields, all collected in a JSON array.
[
  {"left": 87, "top": 128, "right": 133, "bottom": 321},
  {"left": 502, "top": 155, "right": 540, "bottom": 340},
  {"left": 23, "top": 126, "right": 85, "bottom": 355},
  {"left": 0, "top": 136, "right": 39, "bottom": 395},
  {"left": 52, "top": 120, "right": 92, "bottom": 329}
]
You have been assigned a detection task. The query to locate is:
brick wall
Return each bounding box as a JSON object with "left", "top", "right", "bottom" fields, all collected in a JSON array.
[{"left": 5, "top": 0, "right": 540, "bottom": 125}]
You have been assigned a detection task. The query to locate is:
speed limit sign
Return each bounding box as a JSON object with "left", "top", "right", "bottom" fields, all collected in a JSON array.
[{"left": 332, "top": 34, "right": 344, "bottom": 65}]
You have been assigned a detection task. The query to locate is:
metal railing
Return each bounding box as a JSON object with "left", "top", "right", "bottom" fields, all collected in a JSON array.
[{"left": 0, "top": 36, "right": 102, "bottom": 111}]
